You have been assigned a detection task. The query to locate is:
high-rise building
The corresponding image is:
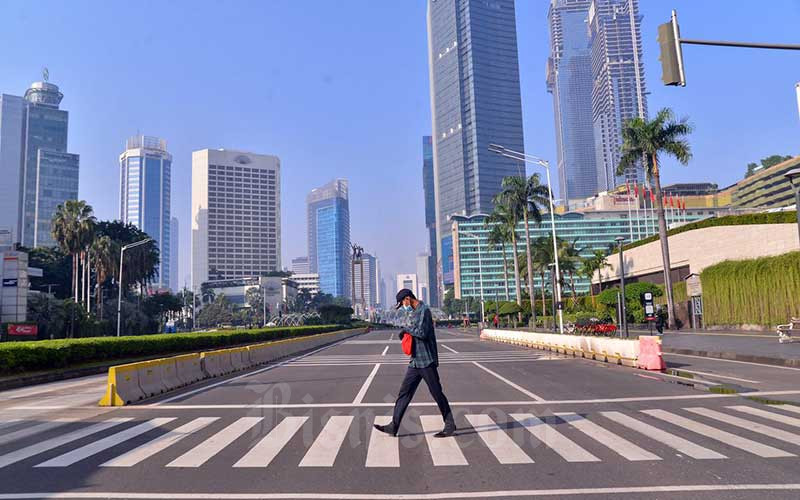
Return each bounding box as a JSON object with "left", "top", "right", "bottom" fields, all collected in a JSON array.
[
  {"left": 170, "top": 217, "right": 179, "bottom": 292},
  {"left": 379, "top": 276, "right": 387, "bottom": 310},
  {"left": 352, "top": 252, "right": 379, "bottom": 315},
  {"left": 589, "top": 0, "right": 648, "bottom": 191},
  {"left": 293, "top": 273, "right": 320, "bottom": 296},
  {"left": 422, "top": 136, "right": 439, "bottom": 306},
  {"left": 396, "top": 274, "right": 418, "bottom": 297},
  {"left": 18, "top": 80, "right": 79, "bottom": 248},
  {"left": 415, "top": 253, "right": 430, "bottom": 304},
  {"left": 307, "top": 179, "right": 350, "bottom": 298},
  {"left": 0, "top": 95, "right": 25, "bottom": 243},
  {"left": 291, "top": 256, "right": 309, "bottom": 274},
  {"left": 119, "top": 135, "right": 172, "bottom": 289},
  {"left": 191, "top": 149, "right": 280, "bottom": 290},
  {"left": 547, "top": 0, "right": 599, "bottom": 206},
  {"left": 427, "top": 0, "right": 526, "bottom": 289}
]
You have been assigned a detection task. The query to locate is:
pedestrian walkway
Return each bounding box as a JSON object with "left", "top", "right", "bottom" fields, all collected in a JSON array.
[{"left": 2, "top": 404, "right": 800, "bottom": 470}]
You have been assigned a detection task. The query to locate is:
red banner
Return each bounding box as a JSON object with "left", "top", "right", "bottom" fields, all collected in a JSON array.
[{"left": 7, "top": 324, "right": 38, "bottom": 336}]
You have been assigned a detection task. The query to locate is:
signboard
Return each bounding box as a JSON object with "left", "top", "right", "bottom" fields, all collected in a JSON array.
[
  {"left": 692, "top": 296, "right": 703, "bottom": 316},
  {"left": 641, "top": 292, "right": 655, "bottom": 321},
  {"left": 7, "top": 324, "right": 38, "bottom": 337},
  {"left": 2, "top": 278, "right": 18, "bottom": 287},
  {"left": 686, "top": 274, "right": 702, "bottom": 297}
]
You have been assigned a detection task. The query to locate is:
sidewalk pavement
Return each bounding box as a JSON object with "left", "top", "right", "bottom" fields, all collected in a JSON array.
[{"left": 657, "top": 329, "right": 800, "bottom": 368}]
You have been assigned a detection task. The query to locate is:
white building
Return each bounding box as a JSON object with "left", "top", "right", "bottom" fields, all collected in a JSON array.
[
  {"left": 291, "top": 256, "right": 309, "bottom": 274},
  {"left": 191, "top": 149, "right": 280, "bottom": 291},
  {"left": 352, "top": 252, "right": 380, "bottom": 316},
  {"left": 415, "top": 253, "right": 430, "bottom": 303},
  {"left": 396, "top": 274, "right": 417, "bottom": 297},
  {"left": 292, "top": 273, "right": 320, "bottom": 296}
]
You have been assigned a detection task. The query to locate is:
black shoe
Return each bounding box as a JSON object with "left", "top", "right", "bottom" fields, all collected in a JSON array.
[
  {"left": 373, "top": 423, "right": 397, "bottom": 437},
  {"left": 434, "top": 425, "right": 456, "bottom": 438}
]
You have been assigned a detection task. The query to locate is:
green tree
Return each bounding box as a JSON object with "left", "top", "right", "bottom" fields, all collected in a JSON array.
[
  {"left": 51, "top": 200, "right": 96, "bottom": 304},
  {"left": 745, "top": 155, "right": 792, "bottom": 178},
  {"left": 580, "top": 250, "right": 611, "bottom": 309},
  {"left": 195, "top": 294, "right": 234, "bottom": 328},
  {"left": 90, "top": 235, "right": 114, "bottom": 317},
  {"left": 487, "top": 202, "right": 523, "bottom": 317},
  {"left": 142, "top": 292, "right": 183, "bottom": 331},
  {"left": 618, "top": 108, "right": 692, "bottom": 329}
]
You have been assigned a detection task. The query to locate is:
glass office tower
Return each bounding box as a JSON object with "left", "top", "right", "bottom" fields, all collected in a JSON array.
[
  {"left": 547, "top": 0, "right": 599, "bottom": 206},
  {"left": 0, "top": 94, "right": 25, "bottom": 243},
  {"left": 120, "top": 135, "right": 172, "bottom": 289},
  {"left": 427, "top": 0, "right": 526, "bottom": 288},
  {"left": 307, "top": 179, "right": 350, "bottom": 298},
  {"left": 422, "top": 136, "right": 439, "bottom": 306}
]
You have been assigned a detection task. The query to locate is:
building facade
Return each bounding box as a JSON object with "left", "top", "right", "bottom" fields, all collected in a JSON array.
[
  {"left": 307, "top": 179, "right": 350, "bottom": 298},
  {"left": 547, "top": 0, "right": 599, "bottom": 205},
  {"left": 422, "top": 135, "right": 439, "bottom": 306},
  {"left": 120, "top": 135, "right": 172, "bottom": 289},
  {"left": 415, "top": 253, "right": 431, "bottom": 304},
  {"left": 291, "top": 256, "right": 309, "bottom": 274},
  {"left": 191, "top": 149, "right": 280, "bottom": 290},
  {"left": 292, "top": 273, "right": 320, "bottom": 296},
  {"left": 427, "top": 0, "right": 526, "bottom": 288},
  {"left": 732, "top": 155, "right": 800, "bottom": 210},
  {"left": 589, "top": 0, "right": 648, "bottom": 191},
  {"left": 170, "top": 217, "right": 179, "bottom": 292},
  {"left": 352, "top": 252, "right": 379, "bottom": 315},
  {"left": 396, "top": 274, "right": 418, "bottom": 296},
  {"left": 0, "top": 95, "right": 25, "bottom": 243}
]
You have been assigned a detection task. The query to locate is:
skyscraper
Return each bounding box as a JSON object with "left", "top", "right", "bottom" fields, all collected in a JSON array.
[
  {"left": 17, "top": 79, "right": 80, "bottom": 248},
  {"left": 416, "top": 252, "right": 430, "bottom": 304},
  {"left": 170, "top": 217, "right": 179, "bottom": 292},
  {"left": 0, "top": 94, "right": 25, "bottom": 243},
  {"left": 191, "top": 149, "right": 281, "bottom": 290},
  {"left": 422, "top": 135, "right": 439, "bottom": 306},
  {"left": 120, "top": 135, "right": 172, "bottom": 289},
  {"left": 427, "top": 0, "right": 525, "bottom": 289},
  {"left": 352, "top": 251, "right": 379, "bottom": 314},
  {"left": 291, "top": 256, "right": 309, "bottom": 274},
  {"left": 589, "top": 0, "right": 647, "bottom": 191},
  {"left": 307, "top": 179, "right": 350, "bottom": 298},
  {"left": 547, "top": 0, "right": 599, "bottom": 206}
]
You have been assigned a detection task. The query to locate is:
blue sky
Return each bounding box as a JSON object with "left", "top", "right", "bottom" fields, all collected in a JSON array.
[{"left": 2, "top": 0, "right": 799, "bottom": 286}]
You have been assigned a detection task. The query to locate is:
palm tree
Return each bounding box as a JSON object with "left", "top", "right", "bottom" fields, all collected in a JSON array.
[
  {"left": 618, "top": 108, "right": 692, "bottom": 328},
  {"left": 487, "top": 202, "right": 522, "bottom": 310},
  {"left": 51, "top": 200, "right": 95, "bottom": 304},
  {"left": 496, "top": 174, "right": 550, "bottom": 325},
  {"left": 485, "top": 222, "right": 511, "bottom": 301},
  {"left": 561, "top": 238, "right": 583, "bottom": 306},
  {"left": 91, "top": 235, "right": 114, "bottom": 317},
  {"left": 580, "top": 250, "right": 610, "bottom": 308}
]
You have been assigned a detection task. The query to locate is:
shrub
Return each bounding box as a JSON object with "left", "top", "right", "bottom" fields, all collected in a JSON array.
[{"left": 318, "top": 305, "right": 354, "bottom": 324}]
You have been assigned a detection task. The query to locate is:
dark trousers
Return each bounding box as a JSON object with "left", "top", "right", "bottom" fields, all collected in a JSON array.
[{"left": 392, "top": 365, "right": 454, "bottom": 429}]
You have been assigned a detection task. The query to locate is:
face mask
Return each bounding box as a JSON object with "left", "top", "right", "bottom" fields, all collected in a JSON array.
[{"left": 402, "top": 305, "right": 413, "bottom": 312}]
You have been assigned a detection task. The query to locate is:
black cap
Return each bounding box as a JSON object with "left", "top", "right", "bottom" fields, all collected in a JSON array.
[{"left": 395, "top": 288, "right": 416, "bottom": 309}]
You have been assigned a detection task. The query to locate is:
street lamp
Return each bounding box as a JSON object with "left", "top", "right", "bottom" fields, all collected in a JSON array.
[
  {"left": 785, "top": 168, "right": 800, "bottom": 246},
  {"left": 488, "top": 143, "right": 564, "bottom": 333},
  {"left": 116, "top": 238, "right": 152, "bottom": 337},
  {"left": 461, "top": 230, "right": 486, "bottom": 325},
  {"left": 615, "top": 236, "right": 629, "bottom": 339}
]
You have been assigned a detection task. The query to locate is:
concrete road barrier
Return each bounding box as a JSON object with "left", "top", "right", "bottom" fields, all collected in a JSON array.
[
  {"left": 201, "top": 350, "right": 226, "bottom": 378},
  {"left": 174, "top": 353, "right": 203, "bottom": 385},
  {"left": 139, "top": 360, "right": 168, "bottom": 397},
  {"left": 99, "top": 362, "right": 147, "bottom": 406}
]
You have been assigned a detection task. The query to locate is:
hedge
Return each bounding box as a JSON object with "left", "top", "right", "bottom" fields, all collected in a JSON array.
[
  {"left": 623, "top": 211, "right": 797, "bottom": 252},
  {"left": 700, "top": 251, "right": 800, "bottom": 327},
  {"left": 0, "top": 324, "right": 347, "bottom": 376}
]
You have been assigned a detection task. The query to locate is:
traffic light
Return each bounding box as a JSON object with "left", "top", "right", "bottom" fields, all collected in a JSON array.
[{"left": 657, "top": 11, "right": 686, "bottom": 86}]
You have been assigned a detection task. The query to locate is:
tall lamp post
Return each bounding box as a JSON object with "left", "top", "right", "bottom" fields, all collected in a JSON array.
[
  {"left": 462, "top": 231, "right": 485, "bottom": 325},
  {"left": 488, "top": 143, "right": 563, "bottom": 333},
  {"left": 785, "top": 168, "right": 800, "bottom": 246},
  {"left": 116, "top": 238, "right": 152, "bottom": 337},
  {"left": 615, "top": 236, "right": 629, "bottom": 339}
]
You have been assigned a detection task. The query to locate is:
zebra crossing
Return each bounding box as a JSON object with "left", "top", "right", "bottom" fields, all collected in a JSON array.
[
  {"left": 286, "top": 350, "right": 561, "bottom": 366},
  {"left": 1, "top": 405, "right": 799, "bottom": 470}
]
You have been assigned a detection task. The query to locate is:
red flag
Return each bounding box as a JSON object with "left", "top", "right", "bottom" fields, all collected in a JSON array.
[
  {"left": 650, "top": 190, "right": 656, "bottom": 203},
  {"left": 634, "top": 183, "right": 639, "bottom": 197},
  {"left": 670, "top": 195, "right": 675, "bottom": 208}
]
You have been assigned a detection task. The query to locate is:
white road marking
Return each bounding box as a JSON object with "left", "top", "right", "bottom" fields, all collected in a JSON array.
[
  {"left": 663, "top": 352, "right": 800, "bottom": 372},
  {"left": 36, "top": 418, "right": 175, "bottom": 467},
  {"left": 555, "top": 413, "right": 660, "bottom": 461},
  {"left": 0, "top": 419, "right": 76, "bottom": 446},
  {"left": 352, "top": 364, "right": 381, "bottom": 405},
  {"left": 642, "top": 409, "right": 793, "bottom": 458},
  {"left": 730, "top": 405, "right": 800, "bottom": 428},
  {"left": 3, "top": 484, "right": 800, "bottom": 498},
  {"left": 471, "top": 362, "right": 546, "bottom": 402},
  {"left": 600, "top": 411, "right": 725, "bottom": 459},
  {"left": 233, "top": 417, "right": 307, "bottom": 468},
  {"left": 440, "top": 345, "right": 459, "bottom": 354},
  {"left": 465, "top": 414, "right": 532, "bottom": 464},
  {"left": 774, "top": 404, "right": 800, "bottom": 415},
  {"left": 672, "top": 369, "right": 761, "bottom": 384},
  {"left": 510, "top": 413, "right": 598, "bottom": 462},
  {"left": 381, "top": 346, "right": 389, "bottom": 356},
  {"left": 365, "top": 416, "right": 399, "bottom": 468},
  {"left": 420, "top": 415, "right": 467, "bottom": 466},
  {"left": 101, "top": 417, "right": 219, "bottom": 467},
  {"left": 299, "top": 416, "right": 353, "bottom": 467},
  {"left": 686, "top": 407, "right": 800, "bottom": 446},
  {"left": 233, "top": 417, "right": 308, "bottom": 467},
  {"left": 0, "top": 418, "right": 134, "bottom": 468},
  {"left": 169, "top": 417, "right": 263, "bottom": 467},
  {"left": 0, "top": 376, "right": 105, "bottom": 401}
]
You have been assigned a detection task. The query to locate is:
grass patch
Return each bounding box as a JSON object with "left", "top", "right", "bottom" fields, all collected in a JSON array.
[
  {"left": 708, "top": 386, "right": 740, "bottom": 394},
  {"left": 745, "top": 396, "right": 794, "bottom": 406}
]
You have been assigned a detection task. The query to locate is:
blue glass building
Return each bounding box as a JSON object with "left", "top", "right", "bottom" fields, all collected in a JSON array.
[
  {"left": 307, "top": 179, "right": 350, "bottom": 298},
  {"left": 120, "top": 135, "right": 171, "bottom": 289},
  {"left": 421, "top": 136, "right": 439, "bottom": 306},
  {"left": 427, "top": 0, "right": 526, "bottom": 288}
]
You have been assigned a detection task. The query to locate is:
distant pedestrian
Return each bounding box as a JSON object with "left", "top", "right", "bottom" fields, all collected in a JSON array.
[
  {"left": 374, "top": 289, "right": 456, "bottom": 438},
  {"left": 655, "top": 305, "right": 666, "bottom": 335},
  {"left": 493, "top": 314, "right": 499, "bottom": 328}
]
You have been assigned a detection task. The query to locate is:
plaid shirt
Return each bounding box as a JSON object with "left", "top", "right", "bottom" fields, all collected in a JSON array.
[{"left": 400, "top": 302, "right": 438, "bottom": 368}]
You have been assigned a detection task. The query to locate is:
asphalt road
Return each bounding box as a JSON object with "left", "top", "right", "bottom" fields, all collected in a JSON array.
[{"left": 1, "top": 327, "right": 800, "bottom": 499}]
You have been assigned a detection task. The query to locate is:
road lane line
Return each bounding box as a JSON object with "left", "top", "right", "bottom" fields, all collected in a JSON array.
[
  {"left": 686, "top": 407, "right": 800, "bottom": 446},
  {"left": 0, "top": 418, "right": 134, "bottom": 468},
  {"left": 381, "top": 346, "right": 389, "bottom": 356},
  {"left": 471, "top": 362, "right": 545, "bottom": 402},
  {"left": 555, "top": 413, "right": 660, "bottom": 461},
  {"left": 35, "top": 418, "right": 175, "bottom": 467},
  {"left": 169, "top": 417, "right": 263, "bottom": 467},
  {"left": 729, "top": 405, "right": 800, "bottom": 427},
  {"left": 299, "top": 416, "right": 353, "bottom": 467},
  {"left": 0, "top": 419, "right": 76, "bottom": 446},
  {"left": 352, "top": 364, "right": 381, "bottom": 405},
  {"left": 642, "top": 409, "right": 793, "bottom": 458},
  {"left": 101, "top": 417, "right": 219, "bottom": 467},
  {"left": 510, "top": 413, "right": 598, "bottom": 462},
  {"left": 773, "top": 404, "right": 800, "bottom": 415},
  {"left": 465, "top": 414, "right": 532, "bottom": 464},
  {"left": 366, "top": 416, "right": 399, "bottom": 467},
  {"left": 233, "top": 416, "right": 307, "bottom": 468},
  {"left": 420, "top": 415, "right": 467, "bottom": 466},
  {"left": 672, "top": 369, "right": 760, "bottom": 384},
  {"left": 440, "top": 344, "right": 458, "bottom": 353},
  {"left": 600, "top": 411, "right": 725, "bottom": 459}
]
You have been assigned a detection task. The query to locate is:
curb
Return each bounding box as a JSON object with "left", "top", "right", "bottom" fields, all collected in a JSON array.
[{"left": 663, "top": 347, "right": 800, "bottom": 368}]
